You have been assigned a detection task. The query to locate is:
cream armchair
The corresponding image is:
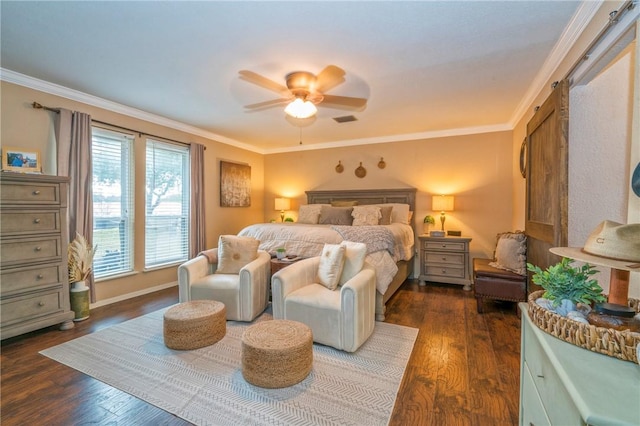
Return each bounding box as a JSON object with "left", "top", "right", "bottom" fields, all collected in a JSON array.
[
  {"left": 178, "top": 248, "right": 271, "bottom": 322},
  {"left": 271, "top": 243, "right": 376, "bottom": 352}
]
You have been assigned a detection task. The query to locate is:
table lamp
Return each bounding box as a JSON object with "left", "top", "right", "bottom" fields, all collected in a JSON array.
[
  {"left": 432, "top": 195, "right": 454, "bottom": 231},
  {"left": 275, "top": 198, "right": 290, "bottom": 222}
]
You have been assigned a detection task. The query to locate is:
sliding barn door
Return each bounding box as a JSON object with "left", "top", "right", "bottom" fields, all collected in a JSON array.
[{"left": 525, "top": 80, "right": 569, "bottom": 291}]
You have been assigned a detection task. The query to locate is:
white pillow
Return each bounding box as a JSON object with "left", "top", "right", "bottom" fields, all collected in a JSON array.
[
  {"left": 339, "top": 241, "right": 367, "bottom": 285},
  {"left": 298, "top": 204, "right": 324, "bottom": 224},
  {"left": 316, "top": 244, "right": 346, "bottom": 290},
  {"left": 351, "top": 205, "right": 381, "bottom": 226},
  {"left": 216, "top": 235, "right": 259, "bottom": 274},
  {"left": 489, "top": 232, "right": 527, "bottom": 276},
  {"left": 388, "top": 203, "right": 410, "bottom": 224}
]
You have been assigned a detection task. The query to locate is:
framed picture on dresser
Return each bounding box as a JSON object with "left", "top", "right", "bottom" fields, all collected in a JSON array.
[{"left": 1, "top": 146, "right": 41, "bottom": 173}]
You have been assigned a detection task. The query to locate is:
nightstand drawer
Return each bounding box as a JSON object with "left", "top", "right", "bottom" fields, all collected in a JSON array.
[
  {"left": 1, "top": 210, "right": 61, "bottom": 235},
  {"left": 1, "top": 264, "right": 64, "bottom": 296},
  {"left": 1, "top": 289, "right": 64, "bottom": 326},
  {"left": 424, "top": 252, "right": 465, "bottom": 265},
  {"left": 423, "top": 240, "right": 466, "bottom": 251},
  {"left": 423, "top": 264, "right": 465, "bottom": 279},
  {"left": 0, "top": 236, "right": 63, "bottom": 267}
]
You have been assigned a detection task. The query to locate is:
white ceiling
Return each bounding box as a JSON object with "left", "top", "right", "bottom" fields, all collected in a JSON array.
[{"left": 1, "top": 1, "right": 592, "bottom": 154}]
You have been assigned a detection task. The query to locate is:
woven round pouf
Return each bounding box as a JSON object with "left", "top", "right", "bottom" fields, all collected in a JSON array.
[
  {"left": 163, "top": 300, "right": 226, "bottom": 350},
  {"left": 242, "top": 319, "right": 313, "bottom": 388}
]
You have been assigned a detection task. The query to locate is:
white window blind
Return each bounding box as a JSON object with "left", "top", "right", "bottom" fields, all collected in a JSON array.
[
  {"left": 145, "top": 139, "right": 190, "bottom": 268},
  {"left": 92, "top": 127, "right": 135, "bottom": 278}
]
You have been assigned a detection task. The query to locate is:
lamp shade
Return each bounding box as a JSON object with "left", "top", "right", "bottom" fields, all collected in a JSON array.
[
  {"left": 432, "top": 195, "right": 454, "bottom": 211},
  {"left": 274, "top": 198, "right": 291, "bottom": 211}
]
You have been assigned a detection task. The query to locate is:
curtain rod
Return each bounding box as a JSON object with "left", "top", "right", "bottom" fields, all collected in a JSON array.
[
  {"left": 564, "top": 0, "right": 636, "bottom": 81},
  {"left": 32, "top": 101, "right": 204, "bottom": 149}
]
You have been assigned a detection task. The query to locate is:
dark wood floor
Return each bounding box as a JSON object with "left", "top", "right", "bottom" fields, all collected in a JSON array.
[{"left": 1, "top": 280, "right": 522, "bottom": 425}]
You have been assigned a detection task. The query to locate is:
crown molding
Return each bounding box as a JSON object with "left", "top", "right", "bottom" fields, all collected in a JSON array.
[
  {"left": 508, "top": 0, "right": 603, "bottom": 127},
  {"left": 0, "top": 68, "right": 264, "bottom": 154},
  {"left": 264, "top": 123, "right": 513, "bottom": 154}
]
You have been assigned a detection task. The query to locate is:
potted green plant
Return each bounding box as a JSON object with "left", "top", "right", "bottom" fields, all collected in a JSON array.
[
  {"left": 527, "top": 258, "right": 606, "bottom": 309},
  {"left": 276, "top": 247, "right": 286, "bottom": 259},
  {"left": 423, "top": 215, "right": 435, "bottom": 234},
  {"left": 68, "top": 233, "right": 97, "bottom": 321}
]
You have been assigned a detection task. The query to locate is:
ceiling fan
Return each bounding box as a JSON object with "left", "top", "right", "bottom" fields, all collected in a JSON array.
[{"left": 239, "top": 65, "right": 367, "bottom": 119}]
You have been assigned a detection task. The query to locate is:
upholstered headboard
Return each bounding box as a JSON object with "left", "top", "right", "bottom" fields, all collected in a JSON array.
[{"left": 305, "top": 188, "right": 417, "bottom": 228}]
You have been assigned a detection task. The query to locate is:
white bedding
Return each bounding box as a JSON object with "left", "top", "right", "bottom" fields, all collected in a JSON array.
[{"left": 238, "top": 222, "right": 414, "bottom": 295}]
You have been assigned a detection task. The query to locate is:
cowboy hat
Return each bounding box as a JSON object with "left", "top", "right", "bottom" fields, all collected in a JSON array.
[{"left": 550, "top": 220, "right": 640, "bottom": 272}]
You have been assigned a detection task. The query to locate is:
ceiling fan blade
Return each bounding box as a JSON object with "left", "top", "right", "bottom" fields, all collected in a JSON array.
[
  {"left": 244, "top": 98, "right": 290, "bottom": 111},
  {"left": 321, "top": 94, "right": 367, "bottom": 110},
  {"left": 239, "top": 70, "right": 289, "bottom": 95},
  {"left": 315, "top": 65, "right": 346, "bottom": 93}
]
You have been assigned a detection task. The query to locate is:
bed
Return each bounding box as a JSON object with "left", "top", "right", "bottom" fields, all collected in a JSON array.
[{"left": 238, "top": 188, "right": 416, "bottom": 321}]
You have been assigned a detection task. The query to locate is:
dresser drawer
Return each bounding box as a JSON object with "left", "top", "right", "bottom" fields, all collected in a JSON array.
[
  {"left": 423, "top": 264, "right": 465, "bottom": 279},
  {"left": 0, "top": 181, "right": 61, "bottom": 205},
  {"left": 1, "top": 210, "right": 61, "bottom": 235},
  {"left": 1, "top": 289, "right": 64, "bottom": 326},
  {"left": 1, "top": 264, "right": 64, "bottom": 296},
  {"left": 522, "top": 321, "right": 582, "bottom": 425},
  {"left": 520, "top": 364, "right": 551, "bottom": 426},
  {"left": 424, "top": 251, "right": 465, "bottom": 266},
  {"left": 423, "top": 240, "right": 466, "bottom": 251},
  {"left": 0, "top": 236, "right": 63, "bottom": 267}
]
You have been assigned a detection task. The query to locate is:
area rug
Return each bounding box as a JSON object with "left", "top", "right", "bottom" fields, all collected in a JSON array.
[{"left": 40, "top": 307, "right": 418, "bottom": 426}]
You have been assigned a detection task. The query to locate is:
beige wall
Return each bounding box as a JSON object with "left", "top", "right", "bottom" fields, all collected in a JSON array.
[
  {"left": 265, "top": 131, "right": 515, "bottom": 265},
  {"left": 1, "top": 81, "right": 265, "bottom": 302}
]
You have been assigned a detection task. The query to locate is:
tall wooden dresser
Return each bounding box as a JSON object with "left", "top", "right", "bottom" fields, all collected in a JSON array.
[{"left": 1, "top": 174, "right": 75, "bottom": 339}]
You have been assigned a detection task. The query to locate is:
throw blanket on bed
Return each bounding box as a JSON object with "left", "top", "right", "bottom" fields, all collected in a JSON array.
[{"left": 330, "top": 225, "right": 396, "bottom": 256}]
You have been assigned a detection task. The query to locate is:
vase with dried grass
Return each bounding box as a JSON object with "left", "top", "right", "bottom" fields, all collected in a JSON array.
[{"left": 68, "top": 233, "right": 97, "bottom": 321}]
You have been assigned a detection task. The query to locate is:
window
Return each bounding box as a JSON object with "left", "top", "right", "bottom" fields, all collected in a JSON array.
[
  {"left": 145, "top": 139, "right": 190, "bottom": 268},
  {"left": 92, "top": 128, "right": 134, "bottom": 278}
]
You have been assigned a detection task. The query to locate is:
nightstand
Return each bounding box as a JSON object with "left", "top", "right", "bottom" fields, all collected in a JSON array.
[
  {"left": 418, "top": 235, "right": 472, "bottom": 290},
  {"left": 270, "top": 257, "right": 303, "bottom": 275}
]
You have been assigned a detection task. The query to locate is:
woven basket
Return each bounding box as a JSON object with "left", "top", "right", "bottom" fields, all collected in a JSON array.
[{"left": 527, "top": 290, "right": 640, "bottom": 364}]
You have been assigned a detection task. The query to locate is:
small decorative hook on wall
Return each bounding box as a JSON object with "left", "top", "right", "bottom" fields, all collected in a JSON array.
[
  {"left": 355, "top": 162, "right": 366, "bottom": 178},
  {"left": 378, "top": 157, "right": 386, "bottom": 169},
  {"left": 335, "top": 161, "right": 344, "bottom": 173}
]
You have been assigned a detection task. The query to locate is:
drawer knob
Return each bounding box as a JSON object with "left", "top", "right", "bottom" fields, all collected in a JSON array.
[
  {"left": 32, "top": 190, "right": 41, "bottom": 195},
  {"left": 34, "top": 218, "right": 41, "bottom": 224},
  {"left": 38, "top": 301, "right": 45, "bottom": 307},
  {"left": 441, "top": 269, "right": 447, "bottom": 274},
  {"left": 441, "top": 256, "right": 447, "bottom": 261},
  {"left": 37, "top": 274, "right": 44, "bottom": 279},
  {"left": 441, "top": 244, "right": 446, "bottom": 248},
  {"left": 35, "top": 246, "right": 42, "bottom": 252}
]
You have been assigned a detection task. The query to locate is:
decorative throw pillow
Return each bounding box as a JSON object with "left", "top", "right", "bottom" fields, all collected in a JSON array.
[
  {"left": 318, "top": 206, "right": 354, "bottom": 225},
  {"left": 317, "top": 244, "right": 346, "bottom": 290},
  {"left": 216, "top": 235, "right": 259, "bottom": 274},
  {"left": 298, "top": 204, "right": 324, "bottom": 224},
  {"left": 352, "top": 205, "right": 382, "bottom": 226},
  {"left": 339, "top": 241, "right": 367, "bottom": 285},
  {"left": 378, "top": 205, "right": 393, "bottom": 225},
  {"left": 489, "top": 231, "right": 527, "bottom": 276},
  {"left": 331, "top": 200, "right": 359, "bottom": 207}
]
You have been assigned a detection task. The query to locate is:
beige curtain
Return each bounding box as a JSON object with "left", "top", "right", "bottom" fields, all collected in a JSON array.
[
  {"left": 190, "top": 143, "right": 206, "bottom": 257},
  {"left": 55, "top": 110, "right": 95, "bottom": 301}
]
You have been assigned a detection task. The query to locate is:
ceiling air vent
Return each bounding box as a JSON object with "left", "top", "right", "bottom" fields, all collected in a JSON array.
[{"left": 333, "top": 115, "right": 357, "bottom": 123}]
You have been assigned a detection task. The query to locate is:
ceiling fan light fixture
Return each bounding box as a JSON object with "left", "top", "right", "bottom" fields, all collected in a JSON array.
[{"left": 284, "top": 98, "right": 317, "bottom": 119}]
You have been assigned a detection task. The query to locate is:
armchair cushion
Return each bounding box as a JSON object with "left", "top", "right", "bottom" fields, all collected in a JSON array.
[
  {"left": 216, "top": 235, "right": 259, "bottom": 274},
  {"left": 339, "top": 241, "right": 367, "bottom": 285},
  {"left": 317, "top": 244, "right": 346, "bottom": 290}
]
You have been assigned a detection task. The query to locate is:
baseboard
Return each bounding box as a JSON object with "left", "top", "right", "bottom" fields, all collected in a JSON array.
[{"left": 90, "top": 281, "right": 178, "bottom": 309}]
